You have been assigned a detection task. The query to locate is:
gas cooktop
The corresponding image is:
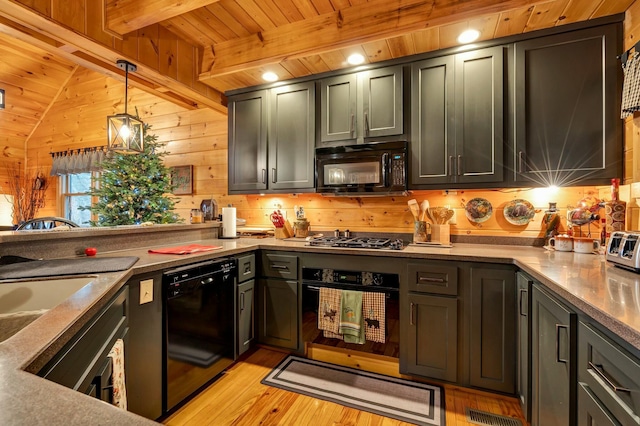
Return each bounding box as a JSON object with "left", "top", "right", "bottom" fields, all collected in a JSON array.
[{"left": 307, "top": 236, "right": 404, "bottom": 250}]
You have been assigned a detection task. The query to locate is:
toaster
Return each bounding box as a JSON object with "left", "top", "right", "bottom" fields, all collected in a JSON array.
[{"left": 606, "top": 231, "right": 640, "bottom": 272}]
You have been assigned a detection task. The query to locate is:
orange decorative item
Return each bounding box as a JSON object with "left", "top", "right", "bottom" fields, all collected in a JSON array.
[{"left": 605, "top": 178, "right": 626, "bottom": 234}]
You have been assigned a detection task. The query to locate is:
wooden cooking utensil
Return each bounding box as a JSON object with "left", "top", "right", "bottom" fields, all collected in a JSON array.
[
  {"left": 420, "top": 200, "right": 430, "bottom": 222},
  {"left": 408, "top": 199, "right": 421, "bottom": 221}
]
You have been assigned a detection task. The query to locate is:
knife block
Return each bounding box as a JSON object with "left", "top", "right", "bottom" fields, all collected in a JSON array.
[{"left": 274, "top": 220, "right": 293, "bottom": 239}]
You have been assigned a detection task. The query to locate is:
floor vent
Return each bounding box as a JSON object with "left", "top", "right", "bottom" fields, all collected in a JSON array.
[{"left": 465, "top": 408, "right": 523, "bottom": 426}]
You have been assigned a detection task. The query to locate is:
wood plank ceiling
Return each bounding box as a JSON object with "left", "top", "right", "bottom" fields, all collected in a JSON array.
[
  {"left": 0, "top": 0, "right": 634, "bottom": 163},
  {"left": 162, "top": 0, "right": 634, "bottom": 93}
]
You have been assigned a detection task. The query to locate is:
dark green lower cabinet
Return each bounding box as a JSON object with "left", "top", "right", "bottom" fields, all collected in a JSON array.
[
  {"left": 404, "top": 293, "right": 458, "bottom": 382},
  {"left": 126, "top": 273, "right": 163, "bottom": 420},
  {"left": 39, "top": 286, "right": 129, "bottom": 403},
  {"left": 469, "top": 266, "right": 516, "bottom": 394},
  {"left": 237, "top": 279, "right": 255, "bottom": 356},
  {"left": 532, "top": 284, "right": 576, "bottom": 426},
  {"left": 258, "top": 278, "right": 299, "bottom": 350},
  {"left": 516, "top": 272, "right": 532, "bottom": 422}
]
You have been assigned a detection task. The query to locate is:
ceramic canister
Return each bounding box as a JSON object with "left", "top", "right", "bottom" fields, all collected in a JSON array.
[
  {"left": 574, "top": 237, "right": 601, "bottom": 254},
  {"left": 549, "top": 235, "right": 573, "bottom": 252}
]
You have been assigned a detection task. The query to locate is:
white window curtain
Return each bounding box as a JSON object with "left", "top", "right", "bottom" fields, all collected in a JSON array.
[{"left": 50, "top": 147, "right": 106, "bottom": 176}]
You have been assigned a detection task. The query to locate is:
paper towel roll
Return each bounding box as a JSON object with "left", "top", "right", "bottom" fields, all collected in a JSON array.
[{"left": 222, "top": 207, "right": 237, "bottom": 238}]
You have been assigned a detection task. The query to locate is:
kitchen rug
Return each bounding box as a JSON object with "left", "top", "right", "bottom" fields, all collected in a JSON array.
[{"left": 261, "top": 355, "right": 445, "bottom": 426}]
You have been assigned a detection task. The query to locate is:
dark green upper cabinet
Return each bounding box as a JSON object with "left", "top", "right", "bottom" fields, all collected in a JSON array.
[
  {"left": 268, "top": 82, "right": 315, "bottom": 190},
  {"left": 228, "top": 90, "right": 268, "bottom": 192},
  {"left": 318, "top": 65, "right": 403, "bottom": 146},
  {"left": 512, "top": 24, "right": 622, "bottom": 186},
  {"left": 411, "top": 46, "right": 504, "bottom": 187},
  {"left": 228, "top": 82, "right": 315, "bottom": 194},
  {"left": 319, "top": 74, "right": 357, "bottom": 143}
]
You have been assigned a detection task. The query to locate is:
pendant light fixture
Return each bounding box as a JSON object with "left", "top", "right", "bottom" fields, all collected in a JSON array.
[{"left": 107, "top": 60, "right": 144, "bottom": 153}]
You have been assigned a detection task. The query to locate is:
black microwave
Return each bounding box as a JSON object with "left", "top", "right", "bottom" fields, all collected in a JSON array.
[{"left": 315, "top": 141, "right": 408, "bottom": 196}]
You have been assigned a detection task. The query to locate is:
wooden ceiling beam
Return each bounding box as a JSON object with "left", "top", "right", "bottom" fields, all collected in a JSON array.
[
  {"left": 0, "top": 1, "right": 226, "bottom": 112},
  {"left": 199, "top": 0, "right": 548, "bottom": 80},
  {"left": 105, "top": 0, "right": 222, "bottom": 35}
]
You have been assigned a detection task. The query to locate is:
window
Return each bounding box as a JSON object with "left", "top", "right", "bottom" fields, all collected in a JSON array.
[{"left": 60, "top": 173, "right": 94, "bottom": 226}]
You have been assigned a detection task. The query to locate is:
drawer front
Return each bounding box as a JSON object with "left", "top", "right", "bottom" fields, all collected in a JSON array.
[
  {"left": 237, "top": 253, "right": 256, "bottom": 282},
  {"left": 578, "top": 383, "right": 619, "bottom": 426},
  {"left": 578, "top": 321, "right": 640, "bottom": 425},
  {"left": 407, "top": 262, "right": 458, "bottom": 295},
  {"left": 262, "top": 253, "right": 298, "bottom": 280}
]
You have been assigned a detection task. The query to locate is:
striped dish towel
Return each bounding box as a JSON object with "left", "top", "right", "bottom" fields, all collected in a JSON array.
[
  {"left": 622, "top": 51, "right": 640, "bottom": 118},
  {"left": 108, "top": 338, "right": 127, "bottom": 410},
  {"left": 363, "top": 292, "right": 386, "bottom": 343},
  {"left": 318, "top": 287, "right": 340, "bottom": 334}
]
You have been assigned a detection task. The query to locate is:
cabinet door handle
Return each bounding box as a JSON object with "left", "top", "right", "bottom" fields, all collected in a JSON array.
[
  {"left": 555, "top": 324, "right": 569, "bottom": 363},
  {"left": 350, "top": 113, "right": 355, "bottom": 137},
  {"left": 419, "top": 276, "right": 445, "bottom": 283},
  {"left": 364, "top": 111, "right": 369, "bottom": 136},
  {"left": 271, "top": 168, "right": 277, "bottom": 183},
  {"left": 448, "top": 156, "right": 454, "bottom": 176},
  {"left": 261, "top": 169, "right": 266, "bottom": 184},
  {"left": 519, "top": 288, "right": 528, "bottom": 317},
  {"left": 457, "top": 155, "right": 462, "bottom": 176},
  {"left": 240, "top": 291, "right": 245, "bottom": 310},
  {"left": 588, "top": 362, "right": 631, "bottom": 393},
  {"left": 518, "top": 151, "right": 525, "bottom": 173},
  {"left": 409, "top": 302, "right": 415, "bottom": 326}
]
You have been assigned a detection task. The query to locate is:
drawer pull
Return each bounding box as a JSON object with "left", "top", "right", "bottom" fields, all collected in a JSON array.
[
  {"left": 588, "top": 362, "right": 631, "bottom": 393},
  {"left": 271, "top": 264, "right": 289, "bottom": 270},
  {"left": 418, "top": 276, "right": 445, "bottom": 283},
  {"left": 555, "top": 324, "right": 569, "bottom": 363}
]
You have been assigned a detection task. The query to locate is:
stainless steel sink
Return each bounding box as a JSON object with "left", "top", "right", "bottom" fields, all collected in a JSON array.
[{"left": 0, "top": 277, "right": 95, "bottom": 342}]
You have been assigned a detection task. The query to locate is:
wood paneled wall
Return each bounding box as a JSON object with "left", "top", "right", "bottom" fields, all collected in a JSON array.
[{"left": 27, "top": 67, "right": 225, "bottom": 222}]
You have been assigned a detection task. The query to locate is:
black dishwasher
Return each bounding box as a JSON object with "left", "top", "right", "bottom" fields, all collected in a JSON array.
[{"left": 163, "top": 258, "right": 237, "bottom": 412}]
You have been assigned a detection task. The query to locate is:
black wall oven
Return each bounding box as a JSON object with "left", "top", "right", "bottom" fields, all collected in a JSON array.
[
  {"left": 315, "top": 141, "right": 408, "bottom": 196},
  {"left": 163, "top": 258, "right": 237, "bottom": 412},
  {"left": 301, "top": 266, "right": 400, "bottom": 357}
]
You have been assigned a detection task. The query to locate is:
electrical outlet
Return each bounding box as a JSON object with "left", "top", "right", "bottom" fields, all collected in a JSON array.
[
  {"left": 449, "top": 209, "right": 457, "bottom": 225},
  {"left": 140, "top": 279, "right": 153, "bottom": 304}
]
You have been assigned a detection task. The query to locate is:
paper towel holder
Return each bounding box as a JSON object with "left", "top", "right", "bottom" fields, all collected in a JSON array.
[{"left": 220, "top": 206, "right": 239, "bottom": 239}]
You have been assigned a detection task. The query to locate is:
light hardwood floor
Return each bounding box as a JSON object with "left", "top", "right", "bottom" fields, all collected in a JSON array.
[{"left": 164, "top": 348, "right": 527, "bottom": 426}]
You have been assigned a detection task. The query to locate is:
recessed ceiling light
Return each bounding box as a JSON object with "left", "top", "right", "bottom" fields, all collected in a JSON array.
[
  {"left": 347, "top": 53, "right": 365, "bottom": 65},
  {"left": 457, "top": 29, "right": 480, "bottom": 44},
  {"left": 262, "top": 72, "right": 278, "bottom": 82}
]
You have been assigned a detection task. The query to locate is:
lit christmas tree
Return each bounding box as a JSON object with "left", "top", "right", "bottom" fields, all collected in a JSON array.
[{"left": 83, "top": 125, "right": 183, "bottom": 226}]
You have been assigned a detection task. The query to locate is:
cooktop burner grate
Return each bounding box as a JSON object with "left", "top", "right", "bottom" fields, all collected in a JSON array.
[{"left": 308, "top": 236, "right": 404, "bottom": 250}]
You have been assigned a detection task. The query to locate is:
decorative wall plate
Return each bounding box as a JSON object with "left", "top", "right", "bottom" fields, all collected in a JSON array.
[
  {"left": 504, "top": 199, "right": 536, "bottom": 225},
  {"left": 465, "top": 198, "right": 493, "bottom": 223}
]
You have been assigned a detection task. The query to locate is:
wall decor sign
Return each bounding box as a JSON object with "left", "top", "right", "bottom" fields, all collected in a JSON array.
[{"left": 171, "top": 165, "right": 193, "bottom": 195}]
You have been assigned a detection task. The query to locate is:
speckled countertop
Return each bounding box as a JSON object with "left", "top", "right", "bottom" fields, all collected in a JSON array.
[{"left": 1, "top": 236, "right": 639, "bottom": 425}]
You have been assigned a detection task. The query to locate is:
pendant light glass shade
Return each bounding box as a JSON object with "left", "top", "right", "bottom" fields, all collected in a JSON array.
[{"left": 107, "top": 60, "right": 144, "bottom": 153}]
